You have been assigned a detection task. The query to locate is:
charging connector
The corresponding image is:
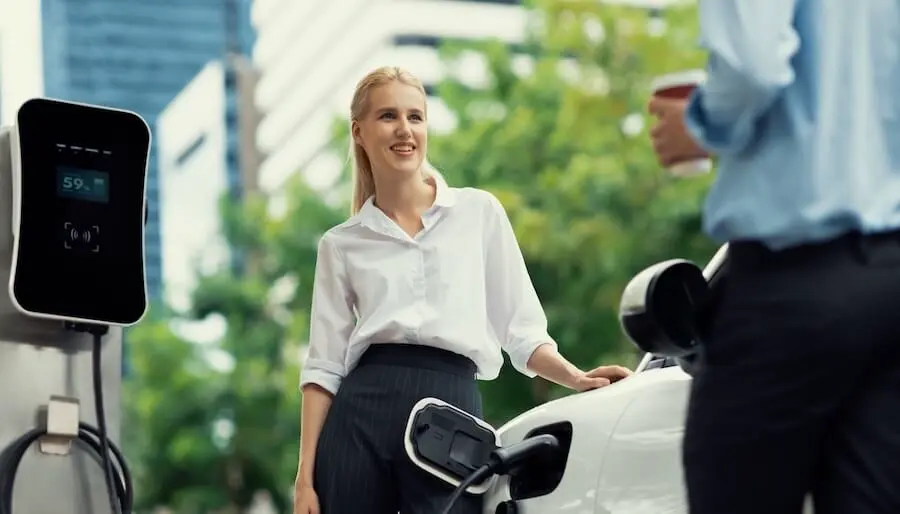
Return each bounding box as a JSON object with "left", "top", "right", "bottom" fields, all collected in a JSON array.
[
  {"left": 0, "top": 323, "right": 133, "bottom": 514},
  {"left": 438, "top": 434, "right": 560, "bottom": 514}
]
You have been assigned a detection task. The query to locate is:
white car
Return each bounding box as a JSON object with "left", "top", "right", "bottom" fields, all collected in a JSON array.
[
  {"left": 482, "top": 350, "right": 693, "bottom": 514},
  {"left": 482, "top": 246, "right": 814, "bottom": 514}
]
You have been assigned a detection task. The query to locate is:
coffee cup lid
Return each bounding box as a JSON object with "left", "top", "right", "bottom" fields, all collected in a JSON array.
[{"left": 651, "top": 69, "right": 707, "bottom": 93}]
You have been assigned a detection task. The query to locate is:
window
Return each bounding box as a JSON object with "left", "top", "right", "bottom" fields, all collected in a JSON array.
[
  {"left": 392, "top": 33, "right": 530, "bottom": 55},
  {"left": 175, "top": 134, "right": 208, "bottom": 168}
]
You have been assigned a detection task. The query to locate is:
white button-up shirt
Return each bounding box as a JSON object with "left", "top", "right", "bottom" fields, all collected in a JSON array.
[{"left": 300, "top": 180, "right": 556, "bottom": 395}]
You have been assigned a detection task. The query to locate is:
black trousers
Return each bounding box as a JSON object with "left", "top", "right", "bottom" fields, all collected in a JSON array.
[
  {"left": 684, "top": 231, "right": 900, "bottom": 514},
  {"left": 313, "top": 343, "right": 484, "bottom": 514}
]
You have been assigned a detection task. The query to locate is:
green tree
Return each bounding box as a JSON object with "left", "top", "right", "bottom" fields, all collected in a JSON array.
[
  {"left": 436, "top": 1, "right": 713, "bottom": 421},
  {"left": 124, "top": 184, "right": 345, "bottom": 512},
  {"left": 123, "top": 309, "right": 235, "bottom": 513}
]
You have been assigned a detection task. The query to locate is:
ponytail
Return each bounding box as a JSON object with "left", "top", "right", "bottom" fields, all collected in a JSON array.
[
  {"left": 422, "top": 160, "right": 446, "bottom": 187},
  {"left": 349, "top": 136, "right": 375, "bottom": 216}
]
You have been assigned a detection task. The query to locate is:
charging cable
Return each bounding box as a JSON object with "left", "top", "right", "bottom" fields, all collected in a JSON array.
[
  {"left": 438, "top": 434, "right": 560, "bottom": 514},
  {"left": 0, "top": 323, "right": 133, "bottom": 514}
]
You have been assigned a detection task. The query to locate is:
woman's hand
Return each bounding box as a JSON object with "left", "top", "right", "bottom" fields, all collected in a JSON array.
[
  {"left": 572, "top": 365, "right": 633, "bottom": 392},
  {"left": 293, "top": 479, "right": 320, "bottom": 514},
  {"left": 526, "top": 343, "right": 634, "bottom": 392}
]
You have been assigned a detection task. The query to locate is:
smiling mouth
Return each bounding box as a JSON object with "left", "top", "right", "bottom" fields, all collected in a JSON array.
[{"left": 390, "top": 143, "right": 415, "bottom": 156}]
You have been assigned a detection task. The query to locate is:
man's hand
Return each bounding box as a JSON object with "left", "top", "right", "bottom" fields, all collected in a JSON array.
[
  {"left": 572, "top": 365, "right": 633, "bottom": 392},
  {"left": 648, "top": 97, "right": 708, "bottom": 168}
]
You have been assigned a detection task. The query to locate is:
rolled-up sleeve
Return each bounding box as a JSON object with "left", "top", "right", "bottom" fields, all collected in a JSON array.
[
  {"left": 483, "top": 193, "right": 556, "bottom": 377},
  {"left": 299, "top": 233, "right": 355, "bottom": 395},
  {"left": 685, "top": 0, "right": 800, "bottom": 155}
]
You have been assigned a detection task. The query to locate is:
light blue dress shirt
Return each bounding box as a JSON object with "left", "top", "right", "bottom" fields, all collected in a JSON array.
[{"left": 685, "top": 0, "right": 900, "bottom": 250}]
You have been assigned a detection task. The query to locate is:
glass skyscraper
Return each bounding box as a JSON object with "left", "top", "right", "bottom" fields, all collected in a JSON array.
[{"left": 40, "top": 0, "right": 254, "bottom": 301}]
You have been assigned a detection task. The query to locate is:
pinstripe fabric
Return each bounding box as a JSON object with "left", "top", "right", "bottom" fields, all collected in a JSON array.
[{"left": 313, "top": 344, "right": 484, "bottom": 514}]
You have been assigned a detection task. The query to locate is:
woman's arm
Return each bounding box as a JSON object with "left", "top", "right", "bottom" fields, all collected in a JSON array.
[
  {"left": 481, "top": 192, "right": 631, "bottom": 390},
  {"left": 297, "top": 233, "right": 356, "bottom": 485},
  {"left": 297, "top": 384, "right": 334, "bottom": 486},
  {"left": 480, "top": 191, "right": 564, "bottom": 377},
  {"left": 526, "top": 342, "right": 631, "bottom": 391},
  {"left": 525, "top": 343, "right": 582, "bottom": 389}
]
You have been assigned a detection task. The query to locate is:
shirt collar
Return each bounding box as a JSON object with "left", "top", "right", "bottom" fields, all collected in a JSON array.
[{"left": 348, "top": 175, "right": 456, "bottom": 228}]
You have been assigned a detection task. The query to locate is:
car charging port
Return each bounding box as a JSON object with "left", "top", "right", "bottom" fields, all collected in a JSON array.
[
  {"left": 508, "top": 421, "right": 573, "bottom": 501},
  {"left": 495, "top": 499, "right": 518, "bottom": 513}
]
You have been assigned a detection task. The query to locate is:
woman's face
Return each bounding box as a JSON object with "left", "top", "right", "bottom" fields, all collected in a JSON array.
[{"left": 353, "top": 81, "right": 427, "bottom": 180}]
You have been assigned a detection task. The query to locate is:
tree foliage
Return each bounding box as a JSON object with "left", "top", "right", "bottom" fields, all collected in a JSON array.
[
  {"left": 123, "top": 0, "right": 713, "bottom": 510},
  {"left": 426, "top": 0, "right": 714, "bottom": 420}
]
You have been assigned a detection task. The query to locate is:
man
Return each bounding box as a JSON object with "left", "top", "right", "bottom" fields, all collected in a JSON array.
[{"left": 648, "top": 1, "right": 900, "bottom": 514}]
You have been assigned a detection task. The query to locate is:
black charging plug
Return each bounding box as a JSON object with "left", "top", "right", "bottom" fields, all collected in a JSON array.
[{"left": 438, "top": 434, "right": 561, "bottom": 514}]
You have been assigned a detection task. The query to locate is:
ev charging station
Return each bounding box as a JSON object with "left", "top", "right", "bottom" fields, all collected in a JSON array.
[{"left": 0, "top": 98, "right": 150, "bottom": 514}]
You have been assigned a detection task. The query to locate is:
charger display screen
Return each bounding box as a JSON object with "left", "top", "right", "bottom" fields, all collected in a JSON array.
[
  {"left": 12, "top": 98, "right": 150, "bottom": 325},
  {"left": 56, "top": 167, "right": 110, "bottom": 203}
]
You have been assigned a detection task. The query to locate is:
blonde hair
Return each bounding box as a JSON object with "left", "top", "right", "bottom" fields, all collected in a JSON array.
[{"left": 348, "top": 66, "right": 444, "bottom": 215}]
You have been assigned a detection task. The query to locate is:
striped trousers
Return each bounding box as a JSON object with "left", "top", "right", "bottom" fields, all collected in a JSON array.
[{"left": 313, "top": 343, "right": 484, "bottom": 514}]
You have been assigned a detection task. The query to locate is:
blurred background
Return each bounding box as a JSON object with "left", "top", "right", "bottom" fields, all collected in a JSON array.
[{"left": 0, "top": 0, "right": 718, "bottom": 512}]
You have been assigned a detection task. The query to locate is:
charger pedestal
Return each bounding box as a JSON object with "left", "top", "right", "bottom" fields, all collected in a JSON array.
[{"left": 0, "top": 127, "right": 123, "bottom": 514}]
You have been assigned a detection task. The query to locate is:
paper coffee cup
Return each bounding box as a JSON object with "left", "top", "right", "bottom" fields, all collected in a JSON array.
[{"left": 651, "top": 69, "right": 711, "bottom": 178}]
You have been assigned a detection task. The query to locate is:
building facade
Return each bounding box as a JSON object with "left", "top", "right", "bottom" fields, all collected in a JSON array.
[
  {"left": 157, "top": 56, "right": 260, "bottom": 314},
  {"left": 39, "top": 0, "right": 255, "bottom": 300},
  {"left": 0, "top": 0, "right": 45, "bottom": 127},
  {"left": 249, "top": 0, "right": 527, "bottom": 196},
  {"left": 158, "top": 61, "right": 233, "bottom": 313}
]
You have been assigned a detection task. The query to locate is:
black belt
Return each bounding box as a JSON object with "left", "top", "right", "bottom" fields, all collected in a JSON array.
[
  {"left": 357, "top": 343, "right": 477, "bottom": 378},
  {"left": 729, "top": 229, "right": 900, "bottom": 271}
]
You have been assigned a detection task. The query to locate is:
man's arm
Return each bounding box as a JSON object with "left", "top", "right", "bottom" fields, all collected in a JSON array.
[{"left": 685, "top": 0, "right": 801, "bottom": 155}]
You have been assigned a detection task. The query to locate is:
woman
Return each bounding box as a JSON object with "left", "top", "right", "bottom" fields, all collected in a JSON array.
[{"left": 294, "top": 66, "right": 632, "bottom": 514}]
